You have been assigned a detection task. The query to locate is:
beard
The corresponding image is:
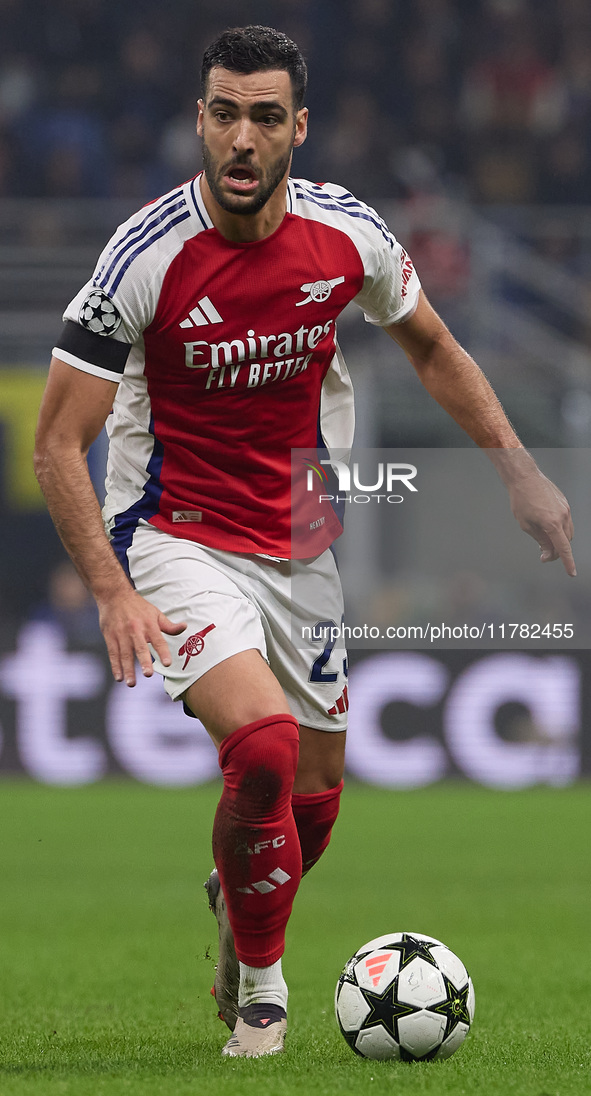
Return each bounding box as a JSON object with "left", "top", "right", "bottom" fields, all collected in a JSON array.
[{"left": 201, "top": 139, "right": 293, "bottom": 216}]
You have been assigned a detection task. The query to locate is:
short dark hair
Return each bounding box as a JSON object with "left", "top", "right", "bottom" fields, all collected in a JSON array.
[{"left": 201, "top": 25, "right": 307, "bottom": 111}]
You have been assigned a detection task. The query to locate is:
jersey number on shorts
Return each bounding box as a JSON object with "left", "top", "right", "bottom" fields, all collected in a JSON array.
[{"left": 309, "top": 618, "right": 348, "bottom": 683}]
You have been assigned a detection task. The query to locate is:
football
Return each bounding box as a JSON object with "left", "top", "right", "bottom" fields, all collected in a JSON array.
[{"left": 335, "top": 931, "right": 475, "bottom": 1061}]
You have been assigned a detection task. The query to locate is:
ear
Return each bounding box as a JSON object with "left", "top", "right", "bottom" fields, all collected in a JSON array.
[
  {"left": 197, "top": 98, "right": 205, "bottom": 138},
  {"left": 293, "top": 107, "right": 308, "bottom": 148}
]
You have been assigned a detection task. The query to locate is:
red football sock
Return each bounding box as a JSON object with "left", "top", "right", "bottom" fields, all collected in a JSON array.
[
  {"left": 213, "top": 714, "right": 301, "bottom": 967},
  {"left": 291, "top": 780, "right": 343, "bottom": 875}
]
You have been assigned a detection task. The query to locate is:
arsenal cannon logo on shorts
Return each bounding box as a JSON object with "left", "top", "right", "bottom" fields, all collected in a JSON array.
[{"left": 178, "top": 623, "right": 216, "bottom": 669}]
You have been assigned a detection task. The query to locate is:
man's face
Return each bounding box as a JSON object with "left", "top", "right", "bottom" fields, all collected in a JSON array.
[{"left": 197, "top": 67, "right": 307, "bottom": 217}]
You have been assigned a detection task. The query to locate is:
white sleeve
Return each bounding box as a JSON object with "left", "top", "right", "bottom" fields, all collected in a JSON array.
[
  {"left": 355, "top": 234, "right": 421, "bottom": 327},
  {"left": 53, "top": 226, "right": 154, "bottom": 382},
  {"left": 62, "top": 224, "right": 157, "bottom": 346},
  {"left": 53, "top": 185, "right": 191, "bottom": 380}
]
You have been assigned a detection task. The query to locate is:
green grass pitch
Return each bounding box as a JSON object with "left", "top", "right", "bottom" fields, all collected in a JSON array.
[{"left": 0, "top": 780, "right": 590, "bottom": 1096}]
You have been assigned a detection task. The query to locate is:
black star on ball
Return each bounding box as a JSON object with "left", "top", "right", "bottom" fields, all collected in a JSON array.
[
  {"left": 361, "top": 981, "right": 421, "bottom": 1041},
  {"left": 429, "top": 976, "right": 472, "bottom": 1039},
  {"left": 390, "top": 934, "right": 440, "bottom": 971},
  {"left": 340, "top": 957, "right": 358, "bottom": 984}
]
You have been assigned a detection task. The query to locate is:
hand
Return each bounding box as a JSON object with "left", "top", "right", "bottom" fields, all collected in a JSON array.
[
  {"left": 508, "top": 468, "right": 576, "bottom": 577},
  {"left": 98, "top": 588, "right": 187, "bottom": 686}
]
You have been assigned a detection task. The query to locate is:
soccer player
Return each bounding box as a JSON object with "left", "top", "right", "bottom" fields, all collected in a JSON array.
[{"left": 34, "top": 25, "right": 575, "bottom": 1059}]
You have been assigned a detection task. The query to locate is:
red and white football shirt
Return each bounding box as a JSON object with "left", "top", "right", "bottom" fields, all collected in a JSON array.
[{"left": 54, "top": 174, "right": 420, "bottom": 563}]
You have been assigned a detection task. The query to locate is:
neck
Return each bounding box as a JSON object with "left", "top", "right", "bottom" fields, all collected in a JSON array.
[{"left": 199, "top": 174, "right": 289, "bottom": 243}]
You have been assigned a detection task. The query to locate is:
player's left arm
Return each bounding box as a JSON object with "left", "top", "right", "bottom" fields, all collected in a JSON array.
[{"left": 384, "top": 289, "right": 576, "bottom": 576}]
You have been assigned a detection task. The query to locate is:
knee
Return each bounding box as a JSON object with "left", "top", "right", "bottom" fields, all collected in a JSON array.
[
  {"left": 218, "top": 714, "right": 300, "bottom": 816},
  {"left": 293, "top": 727, "right": 346, "bottom": 793}
]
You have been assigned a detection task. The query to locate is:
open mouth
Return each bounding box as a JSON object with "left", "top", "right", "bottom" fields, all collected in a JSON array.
[{"left": 223, "top": 164, "right": 260, "bottom": 193}]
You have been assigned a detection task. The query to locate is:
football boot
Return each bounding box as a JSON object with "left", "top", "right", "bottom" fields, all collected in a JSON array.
[
  {"left": 204, "top": 867, "right": 239, "bottom": 1032},
  {"left": 221, "top": 1004, "right": 287, "bottom": 1058}
]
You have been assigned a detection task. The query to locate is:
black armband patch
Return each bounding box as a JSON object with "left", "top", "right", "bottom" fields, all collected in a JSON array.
[{"left": 56, "top": 319, "right": 131, "bottom": 375}]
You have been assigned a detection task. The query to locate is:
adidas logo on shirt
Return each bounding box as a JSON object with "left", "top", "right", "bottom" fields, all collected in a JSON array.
[{"left": 179, "top": 296, "right": 223, "bottom": 328}]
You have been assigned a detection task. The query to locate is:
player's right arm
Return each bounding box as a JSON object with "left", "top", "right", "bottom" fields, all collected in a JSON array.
[{"left": 34, "top": 357, "right": 185, "bottom": 686}]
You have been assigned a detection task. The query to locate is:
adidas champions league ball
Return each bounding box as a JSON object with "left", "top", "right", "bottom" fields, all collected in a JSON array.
[{"left": 335, "top": 932, "right": 475, "bottom": 1061}]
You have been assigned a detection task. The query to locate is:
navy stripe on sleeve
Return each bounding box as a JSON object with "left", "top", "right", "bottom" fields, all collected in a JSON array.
[{"left": 55, "top": 320, "right": 131, "bottom": 374}]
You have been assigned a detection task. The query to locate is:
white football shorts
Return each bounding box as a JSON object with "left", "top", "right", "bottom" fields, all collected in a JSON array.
[{"left": 126, "top": 522, "right": 348, "bottom": 732}]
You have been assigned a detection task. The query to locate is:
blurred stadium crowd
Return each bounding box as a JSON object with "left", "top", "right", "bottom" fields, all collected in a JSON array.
[{"left": 2, "top": 0, "right": 591, "bottom": 205}]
